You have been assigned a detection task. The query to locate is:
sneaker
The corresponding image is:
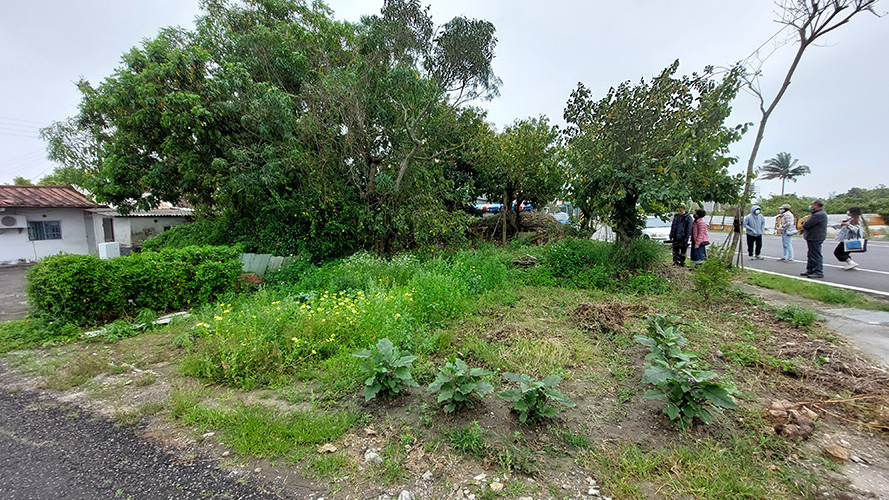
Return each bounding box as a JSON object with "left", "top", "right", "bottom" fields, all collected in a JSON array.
[
  {"left": 845, "top": 260, "right": 859, "bottom": 271},
  {"left": 808, "top": 273, "right": 824, "bottom": 279},
  {"left": 754, "top": 256, "right": 764, "bottom": 260},
  {"left": 800, "top": 272, "right": 811, "bottom": 276},
  {"left": 777, "top": 258, "right": 786, "bottom": 262}
]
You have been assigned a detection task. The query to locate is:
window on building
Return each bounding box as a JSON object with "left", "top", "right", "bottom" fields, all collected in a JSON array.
[{"left": 28, "top": 221, "right": 62, "bottom": 241}]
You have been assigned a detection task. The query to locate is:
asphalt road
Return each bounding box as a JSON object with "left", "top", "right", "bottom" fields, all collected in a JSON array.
[
  {"left": 713, "top": 233, "right": 889, "bottom": 297},
  {"left": 0, "top": 388, "right": 292, "bottom": 500}
]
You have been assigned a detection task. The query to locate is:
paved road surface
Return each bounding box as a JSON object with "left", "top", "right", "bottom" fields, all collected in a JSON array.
[
  {"left": 0, "top": 387, "right": 293, "bottom": 500},
  {"left": 712, "top": 233, "right": 889, "bottom": 297}
]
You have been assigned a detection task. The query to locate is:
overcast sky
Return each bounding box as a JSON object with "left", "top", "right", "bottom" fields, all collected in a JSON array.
[{"left": 1, "top": 0, "right": 885, "bottom": 199}]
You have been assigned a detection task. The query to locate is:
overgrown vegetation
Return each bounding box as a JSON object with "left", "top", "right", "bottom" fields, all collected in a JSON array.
[{"left": 3, "top": 238, "right": 882, "bottom": 499}]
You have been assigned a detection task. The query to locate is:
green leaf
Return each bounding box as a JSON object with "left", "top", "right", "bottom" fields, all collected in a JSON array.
[
  {"left": 701, "top": 386, "right": 737, "bottom": 409},
  {"left": 498, "top": 389, "right": 520, "bottom": 402},
  {"left": 540, "top": 374, "right": 562, "bottom": 388},
  {"left": 666, "top": 403, "right": 680, "bottom": 420},
  {"left": 642, "top": 364, "right": 674, "bottom": 385}
]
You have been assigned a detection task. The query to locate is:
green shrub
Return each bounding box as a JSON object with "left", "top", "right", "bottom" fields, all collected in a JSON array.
[
  {"left": 573, "top": 265, "right": 614, "bottom": 289},
  {"left": 27, "top": 254, "right": 125, "bottom": 324},
  {"left": 775, "top": 305, "right": 820, "bottom": 328},
  {"left": 635, "top": 315, "right": 737, "bottom": 429},
  {"left": 408, "top": 271, "right": 468, "bottom": 323},
  {"left": 690, "top": 248, "right": 734, "bottom": 300},
  {"left": 610, "top": 237, "right": 666, "bottom": 271},
  {"left": 353, "top": 338, "right": 419, "bottom": 401},
  {"left": 546, "top": 238, "right": 610, "bottom": 277},
  {"left": 498, "top": 372, "right": 576, "bottom": 423},
  {"left": 427, "top": 358, "right": 493, "bottom": 413},
  {"left": 27, "top": 246, "right": 241, "bottom": 325}
]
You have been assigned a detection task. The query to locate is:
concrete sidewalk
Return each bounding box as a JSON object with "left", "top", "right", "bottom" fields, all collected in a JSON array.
[
  {"left": 0, "top": 265, "right": 30, "bottom": 322},
  {"left": 737, "top": 283, "right": 889, "bottom": 369}
]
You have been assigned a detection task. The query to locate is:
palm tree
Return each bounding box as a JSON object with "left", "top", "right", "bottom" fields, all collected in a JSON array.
[{"left": 758, "top": 152, "right": 811, "bottom": 196}]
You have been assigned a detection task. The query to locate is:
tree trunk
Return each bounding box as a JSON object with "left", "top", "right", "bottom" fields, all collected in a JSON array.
[{"left": 502, "top": 190, "right": 507, "bottom": 246}]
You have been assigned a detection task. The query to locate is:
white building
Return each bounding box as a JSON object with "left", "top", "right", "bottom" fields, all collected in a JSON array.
[
  {"left": 0, "top": 185, "right": 98, "bottom": 264},
  {"left": 88, "top": 206, "right": 193, "bottom": 254},
  {"left": 0, "top": 185, "right": 194, "bottom": 263}
]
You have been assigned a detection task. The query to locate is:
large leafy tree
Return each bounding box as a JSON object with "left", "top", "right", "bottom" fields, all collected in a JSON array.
[
  {"left": 476, "top": 117, "right": 565, "bottom": 236},
  {"left": 758, "top": 152, "right": 810, "bottom": 195},
  {"left": 564, "top": 61, "right": 745, "bottom": 244},
  {"left": 42, "top": 0, "right": 500, "bottom": 258}
]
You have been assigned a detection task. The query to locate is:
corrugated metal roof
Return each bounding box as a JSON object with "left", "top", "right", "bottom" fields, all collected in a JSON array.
[
  {"left": 89, "top": 207, "right": 194, "bottom": 217},
  {"left": 0, "top": 185, "right": 97, "bottom": 208}
]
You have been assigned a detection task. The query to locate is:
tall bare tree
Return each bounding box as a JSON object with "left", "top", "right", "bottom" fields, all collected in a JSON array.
[{"left": 730, "top": 0, "right": 882, "bottom": 262}]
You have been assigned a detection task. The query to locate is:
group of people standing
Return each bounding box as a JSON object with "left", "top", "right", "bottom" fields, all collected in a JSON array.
[
  {"left": 667, "top": 201, "right": 867, "bottom": 276},
  {"left": 668, "top": 205, "right": 709, "bottom": 266}
]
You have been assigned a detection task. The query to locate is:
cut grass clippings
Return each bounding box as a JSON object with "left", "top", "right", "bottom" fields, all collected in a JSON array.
[{"left": 742, "top": 270, "right": 889, "bottom": 312}]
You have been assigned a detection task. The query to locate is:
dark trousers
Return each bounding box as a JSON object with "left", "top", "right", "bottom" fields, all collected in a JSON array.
[
  {"left": 671, "top": 242, "right": 688, "bottom": 266},
  {"left": 806, "top": 239, "right": 824, "bottom": 275},
  {"left": 690, "top": 244, "right": 707, "bottom": 263},
  {"left": 834, "top": 242, "right": 851, "bottom": 262},
  {"left": 746, "top": 234, "right": 762, "bottom": 256}
]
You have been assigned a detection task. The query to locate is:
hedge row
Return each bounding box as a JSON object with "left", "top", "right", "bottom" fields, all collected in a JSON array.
[{"left": 27, "top": 246, "right": 242, "bottom": 325}]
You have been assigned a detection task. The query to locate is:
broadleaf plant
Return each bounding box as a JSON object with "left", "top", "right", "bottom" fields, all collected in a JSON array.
[
  {"left": 353, "top": 338, "right": 418, "bottom": 401},
  {"left": 497, "top": 372, "right": 575, "bottom": 423},
  {"left": 636, "top": 315, "right": 737, "bottom": 429},
  {"left": 427, "top": 358, "right": 493, "bottom": 413}
]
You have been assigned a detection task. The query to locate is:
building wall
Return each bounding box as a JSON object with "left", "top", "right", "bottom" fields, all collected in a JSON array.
[
  {"left": 90, "top": 215, "right": 190, "bottom": 251},
  {"left": 0, "top": 208, "right": 92, "bottom": 264},
  {"left": 128, "top": 217, "right": 189, "bottom": 248}
]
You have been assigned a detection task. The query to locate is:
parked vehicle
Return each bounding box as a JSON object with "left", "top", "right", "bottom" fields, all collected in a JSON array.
[{"left": 641, "top": 216, "right": 672, "bottom": 242}]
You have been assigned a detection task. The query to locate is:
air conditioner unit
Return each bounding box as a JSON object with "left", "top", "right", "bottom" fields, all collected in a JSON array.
[{"left": 0, "top": 215, "right": 27, "bottom": 229}]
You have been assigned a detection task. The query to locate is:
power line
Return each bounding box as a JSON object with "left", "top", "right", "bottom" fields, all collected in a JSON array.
[
  {"left": 0, "top": 148, "right": 45, "bottom": 167},
  {"left": 0, "top": 131, "right": 40, "bottom": 139},
  {"left": 0, "top": 116, "right": 48, "bottom": 125},
  {"left": 0, "top": 126, "right": 43, "bottom": 134},
  {"left": 0, "top": 122, "right": 43, "bottom": 131}
]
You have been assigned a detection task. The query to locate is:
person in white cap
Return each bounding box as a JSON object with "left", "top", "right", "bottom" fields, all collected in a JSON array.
[{"left": 776, "top": 204, "right": 796, "bottom": 262}]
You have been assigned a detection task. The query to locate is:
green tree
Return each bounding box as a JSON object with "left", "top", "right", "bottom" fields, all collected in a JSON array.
[
  {"left": 563, "top": 61, "right": 745, "bottom": 244},
  {"left": 41, "top": 0, "right": 500, "bottom": 258},
  {"left": 758, "top": 152, "right": 810, "bottom": 195},
  {"left": 476, "top": 116, "right": 565, "bottom": 238},
  {"left": 12, "top": 176, "right": 32, "bottom": 185}
]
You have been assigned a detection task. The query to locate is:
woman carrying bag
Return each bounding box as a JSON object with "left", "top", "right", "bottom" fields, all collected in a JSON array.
[
  {"left": 833, "top": 206, "right": 868, "bottom": 271},
  {"left": 776, "top": 204, "right": 796, "bottom": 262}
]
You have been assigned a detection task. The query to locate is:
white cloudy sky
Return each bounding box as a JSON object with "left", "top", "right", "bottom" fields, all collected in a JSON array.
[{"left": 1, "top": 0, "right": 885, "bottom": 198}]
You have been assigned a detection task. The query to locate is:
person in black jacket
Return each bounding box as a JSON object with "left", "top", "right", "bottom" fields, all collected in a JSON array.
[
  {"left": 668, "top": 205, "right": 693, "bottom": 266},
  {"left": 801, "top": 200, "right": 828, "bottom": 278}
]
